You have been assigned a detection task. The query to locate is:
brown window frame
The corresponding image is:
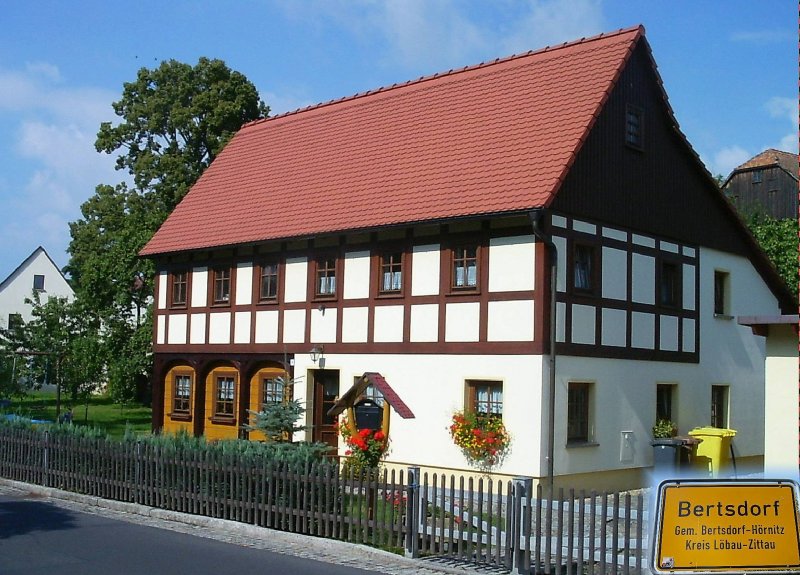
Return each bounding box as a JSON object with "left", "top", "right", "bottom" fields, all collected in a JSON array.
[
  {"left": 258, "top": 261, "right": 279, "bottom": 302},
  {"left": 171, "top": 371, "right": 193, "bottom": 421},
  {"left": 261, "top": 376, "right": 286, "bottom": 410},
  {"left": 212, "top": 267, "right": 232, "bottom": 306},
  {"left": 466, "top": 380, "right": 503, "bottom": 417},
  {"left": 659, "top": 260, "right": 681, "bottom": 308},
  {"left": 379, "top": 251, "right": 404, "bottom": 295},
  {"left": 656, "top": 383, "right": 675, "bottom": 423},
  {"left": 314, "top": 256, "right": 338, "bottom": 299},
  {"left": 567, "top": 382, "right": 592, "bottom": 445},
  {"left": 7, "top": 313, "right": 23, "bottom": 331},
  {"left": 170, "top": 270, "right": 188, "bottom": 308},
  {"left": 714, "top": 270, "right": 729, "bottom": 316},
  {"left": 572, "top": 243, "right": 596, "bottom": 293},
  {"left": 711, "top": 385, "right": 729, "bottom": 428},
  {"left": 213, "top": 373, "right": 237, "bottom": 420},
  {"left": 451, "top": 245, "right": 479, "bottom": 291}
]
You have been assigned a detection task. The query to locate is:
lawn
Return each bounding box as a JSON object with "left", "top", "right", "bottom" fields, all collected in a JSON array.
[{"left": 2, "top": 390, "right": 152, "bottom": 439}]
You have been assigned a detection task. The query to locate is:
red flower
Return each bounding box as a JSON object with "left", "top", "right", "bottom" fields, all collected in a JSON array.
[
  {"left": 359, "top": 428, "right": 372, "bottom": 438},
  {"left": 345, "top": 450, "right": 352, "bottom": 456},
  {"left": 374, "top": 430, "right": 385, "bottom": 441}
]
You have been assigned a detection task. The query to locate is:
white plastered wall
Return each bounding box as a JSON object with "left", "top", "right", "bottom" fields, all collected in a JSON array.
[
  {"left": 293, "top": 353, "right": 547, "bottom": 478},
  {"left": 552, "top": 247, "right": 778, "bottom": 478},
  {"left": 763, "top": 324, "right": 799, "bottom": 478}
]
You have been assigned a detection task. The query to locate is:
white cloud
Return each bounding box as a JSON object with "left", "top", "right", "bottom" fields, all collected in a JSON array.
[
  {"left": 711, "top": 145, "right": 751, "bottom": 178},
  {"left": 498, "top": 0, "right": 605, "bottom": 55},
  {"left": 774, "top": 133, "right": 798, "bottom": 154},
  {"left": 731, "top": 30, "right": 793, "bottom": 44},
  {"left": 765, "top": 96, "right": 798, "bottom": 125},
  {"left": 380, "top": 0, "right": 489, "bottom": 68},
  {"left": 0, "top": 62, "right": 121, "bottom": 273},
  {"left": 261, "top": 90, "right": 316, "bottom": 116}
]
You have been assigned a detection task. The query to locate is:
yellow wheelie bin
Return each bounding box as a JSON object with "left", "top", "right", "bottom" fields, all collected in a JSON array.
[{"left": 688, "top": 427, "right": 736, "bottom": 477}]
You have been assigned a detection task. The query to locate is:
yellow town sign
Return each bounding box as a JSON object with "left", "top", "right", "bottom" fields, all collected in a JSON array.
[{"left": 652, "top": 479, "right": 800, "bottom": 574}]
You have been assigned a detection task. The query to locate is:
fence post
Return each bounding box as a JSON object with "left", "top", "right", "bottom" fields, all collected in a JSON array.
[
  {"left": 512, "top": 477, "right": 533, "bottom": 574},
  {"left": 43, "top": 430, "right": 50, "bottom": 488},
  {"left": 135, "top": 441, "right": 142, "bottom": 504},
  {"left": 405, "top": 466, "right": 420, "bottom": 558}
]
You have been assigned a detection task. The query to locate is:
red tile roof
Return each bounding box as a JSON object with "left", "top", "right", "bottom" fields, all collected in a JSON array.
[
  {"left": 141, "top": 26, "right": 644, "bottom": 256},
  {"left": 733, "top": 149, "right": 798, "bottom": 177}
]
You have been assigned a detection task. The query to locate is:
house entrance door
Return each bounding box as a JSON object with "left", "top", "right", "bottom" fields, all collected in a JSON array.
[{"left": 312, "top": 369, "right": 339, "bottom": 453}]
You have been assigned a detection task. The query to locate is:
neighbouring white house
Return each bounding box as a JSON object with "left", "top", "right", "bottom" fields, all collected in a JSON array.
[
  {"left": 0, "top": 247, "right": 74, "bottom": 330},
  {"left": 138, "top": 26, "right": 795, "bottom": 490},
  {"left": 738, "top": 315, "right": 799, "bottom": 480}
]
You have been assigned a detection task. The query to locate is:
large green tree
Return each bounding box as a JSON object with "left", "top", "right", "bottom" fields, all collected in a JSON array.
[
  {"left": 745, "top": 213, "right": 798, "bottom": 298},
  {"left": 95, "top": 57, "right": 269, "bottom": 217},
  {"left": 67, "top": 58, "right": 268, "bottom": 403}
]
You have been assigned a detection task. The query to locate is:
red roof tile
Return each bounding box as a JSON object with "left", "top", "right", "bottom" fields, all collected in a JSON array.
[
  {"left": 734, "top": 149, "right": 798, "bottom": 176},
  {"left": 141, "top": 26, "right": 643, "bottom": 256}
]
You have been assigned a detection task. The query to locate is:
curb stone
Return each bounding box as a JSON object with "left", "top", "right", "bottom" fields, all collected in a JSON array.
[{"left": 0, "top": 478, "right": 498, "bottom": 575}]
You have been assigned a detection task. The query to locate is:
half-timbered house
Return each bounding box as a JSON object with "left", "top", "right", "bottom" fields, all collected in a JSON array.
[{"left": 140, "top": 26, "right": 794, "bottom": 488}]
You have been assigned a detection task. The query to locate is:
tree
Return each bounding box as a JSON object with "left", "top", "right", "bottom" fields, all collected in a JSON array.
[
  {"left": 67, "top": 58, "right": 267, "bottom": 404},
  {"left": 246, "top": 378, "right": 308, "bottom": 442},
  {"left": 745, "top": 213, "right": 798, "bottom": 298},
  {"left": 95, "top": 57, "right": 269, "bottom": 217},
  {"left": 18, "top": 293, "right": 106, "bottom": 418}
]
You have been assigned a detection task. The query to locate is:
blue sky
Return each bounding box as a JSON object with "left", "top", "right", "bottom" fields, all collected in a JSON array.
[{"left": 0, "top": 0, "right": 796, "bottom": 277}]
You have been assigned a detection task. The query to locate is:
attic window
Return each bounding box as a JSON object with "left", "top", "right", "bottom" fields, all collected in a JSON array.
[
  {"left": 751, "top": 170, "right": 763, "bottom": 184},
  {"left": 625, "top": 104, "right": 644, "bottom": 150},
  {"left": 33, "top": 274, "right": 45, "bottom": 291}
]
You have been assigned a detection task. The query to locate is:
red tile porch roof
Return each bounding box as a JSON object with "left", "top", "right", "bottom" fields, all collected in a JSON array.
[{"left": 141, "top": 26, "right": 644, "bottom": 257}]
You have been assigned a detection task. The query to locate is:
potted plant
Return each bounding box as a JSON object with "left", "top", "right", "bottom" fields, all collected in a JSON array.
[
  {"left": 651, "top": 419, "right": 682, "bottom": 474},
  {"left": 652, "top": 419, "right": 677, "bottom": 439},
  {"left": 449, "top": 410, "right": 511, "bottom": 473}
]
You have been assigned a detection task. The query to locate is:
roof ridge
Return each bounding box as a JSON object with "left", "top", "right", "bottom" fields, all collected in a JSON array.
[{"left": 244, "top": 24, "right": 644, "bottom": 130}]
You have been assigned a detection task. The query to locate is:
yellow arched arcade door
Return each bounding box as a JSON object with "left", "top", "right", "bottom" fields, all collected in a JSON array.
[
  {"left": 162, "top": 364, "right": 196, "bottom": 435},
  {"left": 247, "top": 365, "right": 289, "bottom": 442},
  {"left": 203, "top": 365, "right": 240, "bottom": 441}
]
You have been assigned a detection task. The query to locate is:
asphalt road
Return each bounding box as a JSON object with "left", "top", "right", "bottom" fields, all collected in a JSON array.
[{"left": 0, "top": 492, "right": 382, "bottom": 575}]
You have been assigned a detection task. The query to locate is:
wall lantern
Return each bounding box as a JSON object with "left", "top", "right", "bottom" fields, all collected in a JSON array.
[{"left": 309, "top": 345, "right": 325, "bottom": 368}]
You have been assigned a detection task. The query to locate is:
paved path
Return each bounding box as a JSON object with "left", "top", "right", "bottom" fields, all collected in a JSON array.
[{"left": 0, "top": 479, "right": 506, "bottom": 575}]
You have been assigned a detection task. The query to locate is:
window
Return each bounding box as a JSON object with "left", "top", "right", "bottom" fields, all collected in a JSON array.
[
  {"left": 261, "top": 377, "right": 285, "bottom": 408},
  {"left": 214, "top": 375, "right": 236, "bottom": 418},
  {"left": 364, "top": 383, "right": 385, "bottom": 406},
  {"left": 751, "top": 170, "right": 762, "bottom": 184},
  {"left": 625, "top": 105, "right": 644, "bottom": 149},
  {"left": 171, "top": 271, "right": 188, "bottom": 307},
  {"left": 172, "top": 373, "right": 192, "bottom": 414},
  {"left": 379, "top": 252, "right": 403, "bottom": 294},
  {"left": 259, "top": 262, "right": 279, "bottom": 301},
  {"left": 33, "top": 274, "right": 45, "bottom": 291},
  {"left": 467, "top": 380, "right": 503, "bottom": 416},
  {"left": 656, "top": 383, "right": 675, "bottom": 422},
  {"left": 711, "top": 385, "right": 729, "bottom": 428},
  {"left": 659, "top": 261, "right": 681, "bottom": 307},
  {"left": 452, "top": 246, "right": 478, "bottom": 290},
  {"left": 315, "top": 257, "right": 337, "bottom": 297},
  {"left": 7, "top": 313, "right": 22, "bottom": 331},
  {"left": 213, "top": 268, "right": 231, "bottom": 304},
  {"left": 714, "top": 270, "right": 729, "bottom": 316},
  {"left": 567, "top": 382, "right": 592, "bottom": 444},
  {"left": 573, "top": 244, "right": 596, "bottom": 292}
]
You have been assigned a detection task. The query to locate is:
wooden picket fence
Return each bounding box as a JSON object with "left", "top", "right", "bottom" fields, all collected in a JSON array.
[{"left": 0, "top": 427, "right": 650, "bottom": 573}]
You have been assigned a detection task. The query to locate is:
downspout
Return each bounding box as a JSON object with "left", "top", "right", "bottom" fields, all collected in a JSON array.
[{"left": 529, "top": 208, "right": 557, "bottom": 488}]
